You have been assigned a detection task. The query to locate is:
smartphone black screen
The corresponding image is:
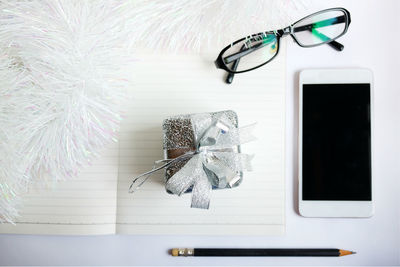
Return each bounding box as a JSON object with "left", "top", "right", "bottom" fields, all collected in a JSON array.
[{"left": 302, "top": 83, "right": 371, "bottom": 201}]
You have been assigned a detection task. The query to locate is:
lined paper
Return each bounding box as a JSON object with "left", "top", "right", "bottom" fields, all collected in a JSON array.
[
  {"left": 0, "top": 144, "right": 119, "bottom": 235},
  {"left": 0, "top": 41, "right": 286, "bottom": 235},
  {"left": 116, "top": 41, "right": 286, "bottom": 235}
]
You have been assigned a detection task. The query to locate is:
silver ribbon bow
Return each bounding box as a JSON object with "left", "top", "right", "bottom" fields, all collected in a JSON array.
[{"left": 129, "top": 113, "right": 255, "bottom": 209}]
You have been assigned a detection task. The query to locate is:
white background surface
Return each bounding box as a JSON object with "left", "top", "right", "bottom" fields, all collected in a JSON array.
[{"left": 0, "top": 0, "right": 399, "bottom": 265}]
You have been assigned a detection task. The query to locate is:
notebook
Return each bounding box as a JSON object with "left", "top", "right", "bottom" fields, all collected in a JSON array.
[{"left": 0, "top": 41, "right": 286, "bottom": 235}]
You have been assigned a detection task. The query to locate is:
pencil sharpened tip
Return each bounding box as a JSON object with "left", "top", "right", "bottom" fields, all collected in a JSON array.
[{"left": 339, "top": 249, "right": 356, "bottom": 256}]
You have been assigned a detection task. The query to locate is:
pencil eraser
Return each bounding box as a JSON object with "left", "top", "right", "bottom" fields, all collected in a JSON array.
[{"left": 171, "top": 248, "right": 179, "bottom": 256}]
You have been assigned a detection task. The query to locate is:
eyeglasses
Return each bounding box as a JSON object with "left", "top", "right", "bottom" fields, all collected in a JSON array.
[{"left": 214, "top": 7, "right": 351, "bottom": 84}]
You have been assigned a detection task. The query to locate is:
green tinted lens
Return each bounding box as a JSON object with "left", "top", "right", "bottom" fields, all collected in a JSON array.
[{"left": 293, "top": 9, "right": 347, "bottom": 46}]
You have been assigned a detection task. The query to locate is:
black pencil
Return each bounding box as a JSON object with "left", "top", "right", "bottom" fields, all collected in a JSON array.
[{"left": 171, "top": 248, "right": 356, "bottom": 257}]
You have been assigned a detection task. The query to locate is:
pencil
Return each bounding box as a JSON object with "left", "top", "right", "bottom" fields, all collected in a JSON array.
[{"left": 171, "top": 248, "right": 356, "bottom": 257}]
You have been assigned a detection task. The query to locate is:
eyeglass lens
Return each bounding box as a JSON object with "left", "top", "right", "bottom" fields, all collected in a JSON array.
[
  {"left": 222, "top": 33, "right": 278, "bottom": 72},
  {"left": 292, "top": 9, "right": 347, "bottom": 47}
]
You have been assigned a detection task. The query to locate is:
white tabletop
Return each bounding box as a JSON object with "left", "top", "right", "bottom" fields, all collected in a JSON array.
[{"left": 0, "top": 0, "right": 399, "bottom": 265}]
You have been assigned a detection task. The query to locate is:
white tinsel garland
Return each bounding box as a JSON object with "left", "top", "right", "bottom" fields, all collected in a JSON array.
[
  {"left": 128, "top": 0, "right": 309, "bottom": 51},
  {"left": 0, "top": 1, "right": 136, "bottom": 222},
  {"left": 0, "top": 0, "right": 308, "bottom": 222}
]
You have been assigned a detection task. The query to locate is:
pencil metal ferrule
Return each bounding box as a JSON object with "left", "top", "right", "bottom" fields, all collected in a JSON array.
[{"left": 177, "top": 248, "right": 194, "bottom": 256}]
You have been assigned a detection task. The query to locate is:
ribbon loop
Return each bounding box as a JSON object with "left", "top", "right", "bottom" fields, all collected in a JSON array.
[{"left": 165, "top": 154, "right": 201, "bottom": 196}]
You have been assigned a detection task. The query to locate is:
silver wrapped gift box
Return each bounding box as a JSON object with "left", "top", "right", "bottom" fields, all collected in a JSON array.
[{"left": 162, "top": 110, "right": 254, "bottom": 209}]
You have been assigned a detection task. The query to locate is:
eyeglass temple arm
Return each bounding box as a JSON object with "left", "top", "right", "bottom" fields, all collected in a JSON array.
[
  {"left": 225, "top": 45, "right": 244, "bottom": 84},
  {"left": 309, "top": 29, "right": 343, "bottom": 51}
]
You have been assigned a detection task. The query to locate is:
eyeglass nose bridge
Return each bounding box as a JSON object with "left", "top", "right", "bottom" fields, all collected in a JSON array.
[{"left": 275, "top": 26, "right": 293, "bottom": 37}]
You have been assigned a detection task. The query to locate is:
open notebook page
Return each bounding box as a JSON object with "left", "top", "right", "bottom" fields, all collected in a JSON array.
[
  {"left": 0, "top": 143, "right": 119, "bottom": 235},
  {"left": 116, "top": 41, "right": 286, "bottom": 235}
]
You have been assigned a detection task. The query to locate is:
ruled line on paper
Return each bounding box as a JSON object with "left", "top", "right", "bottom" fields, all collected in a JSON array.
[{"left": 0, "top": 145, "right": 119, "bottom": 235}]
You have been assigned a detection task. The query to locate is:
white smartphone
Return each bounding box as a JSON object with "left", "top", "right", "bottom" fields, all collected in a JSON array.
[{"left": 298, "top": 68, "right": 374, "bottom": 217}]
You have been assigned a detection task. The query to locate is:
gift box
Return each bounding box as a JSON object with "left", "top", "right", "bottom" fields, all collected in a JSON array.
[
  {"left": 162, "top": 110, "right": 254, "bottom": 209},
  {"left": 129, "top": 110, "right": 254, "bottom": 209}
]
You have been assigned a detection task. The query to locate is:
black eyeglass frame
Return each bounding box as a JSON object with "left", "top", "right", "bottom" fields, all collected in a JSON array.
[{"left": 214, "top": 7, "right": 351, "bottom": 80}]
